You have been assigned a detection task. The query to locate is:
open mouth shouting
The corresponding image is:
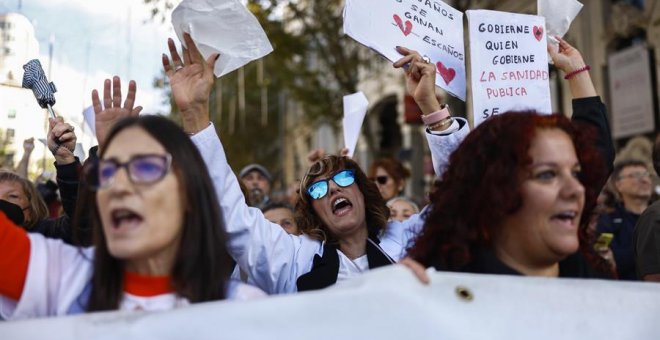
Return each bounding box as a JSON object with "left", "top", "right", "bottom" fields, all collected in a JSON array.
[
  {"left": 550, "top": 210, "right": 579, "bottom": 230},
  {"left": 332, "top": 197, "right": 353, "bottom": 216},
  {"left": 110, "top": 207, "right": 144, "bottom": 231}
]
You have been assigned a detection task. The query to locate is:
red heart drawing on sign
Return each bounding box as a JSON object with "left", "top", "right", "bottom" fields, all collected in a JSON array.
[
  {"left": 393, "top": 14, "right": 413, "bottom": 36},
  {"left": 436, "top": 62, "right": 456, "bottom": 85},
  {"left": 533, "top": 26, "right": 544, "bottom": 41}
]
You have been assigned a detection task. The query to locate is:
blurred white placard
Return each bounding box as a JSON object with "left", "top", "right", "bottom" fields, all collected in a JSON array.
[
  {"left": 467, "top": 10, "right": 552, "bottom": 127},
  {"left": 538, "top": 0, "right": 583, "bottom": 45},
  {"left": 172, "top": 0, "right": 273, "bottom": 77},
  {"left": 608, "top": 44, "right": 655, "bottom": 138},
  {"left": 342, "top": 92, "right": 369, "bottom": 158},
  {"left": 343, "top": 0, "right": 466, "bottom": 100},
  {"left": 2, "top": 266, "right": 660, "bottom": 340}
]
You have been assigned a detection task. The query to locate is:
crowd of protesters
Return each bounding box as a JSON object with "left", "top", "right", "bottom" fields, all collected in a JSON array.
[{"left": 0, "top": 28, "right": 659, "bottom": 322}]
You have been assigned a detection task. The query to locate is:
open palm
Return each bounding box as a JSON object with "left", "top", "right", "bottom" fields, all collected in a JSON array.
[{"left": 91, "top": 76, "right": 142, "bottom": 150}]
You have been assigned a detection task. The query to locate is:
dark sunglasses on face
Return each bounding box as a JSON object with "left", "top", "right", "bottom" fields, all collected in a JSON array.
[
  {"left": 306, "top": 169, "right": 356, "bottom": 200},
  {"left": 85, "top": 154, "right": 172, "bottom": 190},
  {"left": 370, "top": 175, "right": 389, "bottom": 185}
]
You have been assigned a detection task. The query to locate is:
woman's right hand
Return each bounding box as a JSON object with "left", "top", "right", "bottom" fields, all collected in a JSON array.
[{"left": 47, "top": 117, "right": 77, "bottom": 165}]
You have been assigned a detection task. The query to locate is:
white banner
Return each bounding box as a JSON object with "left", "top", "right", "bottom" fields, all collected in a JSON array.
[
  {"left": 608, "top": 44, "right": 655, "bottom": 139},
  {"left": 2, "top": 266, "right": 660, "bottom": 340},
  {"left": 344, "top": 0, "right": 466, "bottom": 100},
  {"left": 467, "top": 10, "right": 552, "bottom": 127}
]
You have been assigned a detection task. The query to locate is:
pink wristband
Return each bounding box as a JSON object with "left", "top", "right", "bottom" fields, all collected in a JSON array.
[{"left": 421, "top": 105, "right": 450, "bottom": 125}]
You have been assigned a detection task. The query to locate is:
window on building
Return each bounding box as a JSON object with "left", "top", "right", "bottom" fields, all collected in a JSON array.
[{"left": 7, "top": 109, "right": 16, "bottom": 119}]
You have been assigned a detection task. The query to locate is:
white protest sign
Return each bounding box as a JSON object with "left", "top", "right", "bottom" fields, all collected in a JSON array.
[
  {"left": 467, "top": 10, "right": 552, "bottom": 127},
  {"left": 342, "top": 92, "right": 369, "bottom": 158},
  {"left": 608, "top": 44, "right": 655, "bottom": 138},
  {"left": 82, "top": 105, "right": 95, "bottom": 137},
  {"left": 2, "top": 267, "right": 660, "bottom": 340},
  {"left": 172, "top": 0, "right": 273, "bottom": 78},
  {"left": 538, "top": 0, "right": 583, "bottom": 45},
  {"left": 344, "top": 0, "right": 466, "bottom": 100}
]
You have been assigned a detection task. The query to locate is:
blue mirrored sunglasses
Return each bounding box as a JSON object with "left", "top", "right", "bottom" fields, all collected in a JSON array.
[{"left": 306, "top": 169, "right": 356, "bottom": 200}]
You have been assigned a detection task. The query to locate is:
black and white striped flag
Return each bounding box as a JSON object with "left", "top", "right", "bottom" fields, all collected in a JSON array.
[{"left": 22, "top": 59, "right": 57, "bottom": 109}]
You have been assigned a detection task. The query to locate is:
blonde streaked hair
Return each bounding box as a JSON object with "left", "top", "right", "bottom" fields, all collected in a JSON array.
[
  {"left": 295, "top": 155, "right": 389, "bottom": 243},
  {"left": 0, "top": 171, "right": 49, "bottom": 228}
]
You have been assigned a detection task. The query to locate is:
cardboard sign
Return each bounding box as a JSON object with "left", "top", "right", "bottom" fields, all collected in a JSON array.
[
  {"left": 467, "top": 10, "right": 552, "bottom": 127},
  {"left": 344, "top": 0, "right": 466, "bottom": 100},
  {"left": 608, "top": 44, "right": 655, "bottom": 138}
]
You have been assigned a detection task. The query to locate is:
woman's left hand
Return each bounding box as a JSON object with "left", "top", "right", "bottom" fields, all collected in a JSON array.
[
  {"left": 162, "top": 33, "right": 218, "bottom": 135},
  {"left": 393, "top": 46, "right": 440, "bottom": 115}
]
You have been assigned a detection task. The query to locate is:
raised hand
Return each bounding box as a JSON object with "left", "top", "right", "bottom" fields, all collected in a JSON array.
[
  {"left": 547, "top": 36, "right": 596, "bottom": 98},
  {"left": 547, "top": 36, "right": 586, "bottom": 74},
  {"left": 162, "top": 32, "right": 219, "bottom": 134},
  {"left": 22, "top": 138, "right": 35, "bottom": 154},
  {"left": 92, "top": 76, "right": 143, "bottom": 151},
  {"left": 393, "top": 46, "right": 440, "bottom": 115},
  {"left": 47, "top": 117, "right": 77, "bottom": 165}
]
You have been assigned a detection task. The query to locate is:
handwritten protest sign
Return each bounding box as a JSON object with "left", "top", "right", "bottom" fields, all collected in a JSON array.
[
  {"left": 344, "top": 0, "right": 466, "bottom": 100},
  {"left": 467, "top": 10, "right": 552, "bottom": 127}
]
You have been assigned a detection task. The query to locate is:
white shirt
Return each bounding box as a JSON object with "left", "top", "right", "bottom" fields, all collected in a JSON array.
[
  {"left": 0, "top": 234, "right": 266, "bottom": 320},
  {"left": 190, "top": 118, "right": 468, "bottom": 294}
]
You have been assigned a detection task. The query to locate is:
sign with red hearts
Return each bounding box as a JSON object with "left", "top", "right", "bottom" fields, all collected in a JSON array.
[
  {"left": 467, "top": 10, "right": 551, "bottom": 127},
  {"left": 344, "top": 0, "right": 466, "bottom": 101}
]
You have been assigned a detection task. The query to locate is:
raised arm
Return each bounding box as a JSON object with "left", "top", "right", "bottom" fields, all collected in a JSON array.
[
  {"left": 393, "top": 46, "right": 469, "bottom": 178},
  {"left": 549, "top": 37, "right": 614, "bottom": 177},
  {"left": 14, "top": 138, "right": 34, "bottom": 179},
  {"left": 162, "top": 34, "right": 321, "bottom": 294}
]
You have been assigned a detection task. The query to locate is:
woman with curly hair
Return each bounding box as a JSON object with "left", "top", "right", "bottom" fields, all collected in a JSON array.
[
  {"left": 404, "top": 37, "right": 616, "bottom": 279},
  {"left": 168, "top": 34, "right": 467, "bottom": 293}
]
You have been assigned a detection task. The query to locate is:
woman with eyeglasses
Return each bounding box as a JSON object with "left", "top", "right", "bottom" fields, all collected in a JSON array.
[
  {"left": 0, "top": 106, "right": 263, "bottom": 319},
  {"left": 367, "top": 158, "right": 411, "bottom": 202},
  {"left": 164, "top": 35, "right": 465, "bottom": 293}
]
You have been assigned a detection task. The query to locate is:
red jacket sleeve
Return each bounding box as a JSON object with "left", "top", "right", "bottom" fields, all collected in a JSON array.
[{"left": 0, "top": 211, "right": 30, "bottom": 301}]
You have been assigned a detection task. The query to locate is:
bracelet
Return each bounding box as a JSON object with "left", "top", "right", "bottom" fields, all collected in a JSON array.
[
  {"left": 428, "top": 117, "right": 453, "bottom": 131},
  {"left": 421, "top": 104, "right": 450, "bottom": 125},
  {"left": 187, "top": 122, "right": 212, "bottom": 136},
  {"left": 564, "top": 65, "right": 591, "bottom": 80}
]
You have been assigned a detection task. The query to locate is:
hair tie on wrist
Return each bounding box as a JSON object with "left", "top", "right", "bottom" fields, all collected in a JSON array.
[
  {"left": 564, "top": 65, "right": 591, "bottom": 80},
  {"left": 421, "top": 104, "right": 450, "bottom": 126}
]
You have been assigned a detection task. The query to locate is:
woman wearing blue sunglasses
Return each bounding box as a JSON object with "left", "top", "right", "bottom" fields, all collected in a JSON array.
[{"left": 166, "top": 36, "right": 466, "bottom": 293}]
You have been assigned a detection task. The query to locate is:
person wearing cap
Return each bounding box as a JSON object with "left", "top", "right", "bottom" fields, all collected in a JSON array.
[{"left": 239, "top": 164, "right": 272, "bottom": 209}]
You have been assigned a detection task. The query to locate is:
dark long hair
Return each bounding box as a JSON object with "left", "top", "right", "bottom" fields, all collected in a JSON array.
[
  {"left": 408, "top": 112, "right": 612, "bottom": 274},
  {"left": 295, "top": 155, "right": 389, "bottom": 243},
  {"left": 86, "top": 115, "right": 232, "bottom": 311}
]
